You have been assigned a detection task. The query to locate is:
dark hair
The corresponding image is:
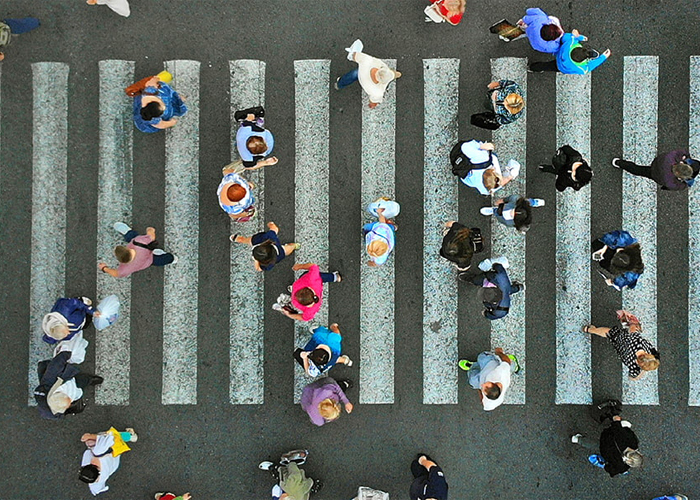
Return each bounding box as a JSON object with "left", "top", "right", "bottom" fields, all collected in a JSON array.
[
  {"left": 114, "top": 245, "right": 133, "bottom": 264},
  {"left": 574, "top": 162, "right": 593, "bottom": 186},
  {"left": 295, "top": 287, "right": 319, "bottom": 306},
  {"left": 309, "top": 348, "right": 330, "bottom": 366},
  {"left": 252, "top": 241, "right": 276, "bottom": 266},
  {"left": 140, "top": 101, "right": 164, "bottom": 121},
  {"left": 484, "top": 382, "right": 501, "bottom": 400},
  {"left": 477, "top": 286, "right": 503, "bottom": 307},
  {"left": 79, "top": 464, "right": 100, "bottom": 484},
  {"left": 441, "top": 226, "right": 473, "bottom": 261},
  {"left": 571, "top": 47, "right": 590, "bottom": 63},
  {"left": 610, "top": 243, "right": 644, "bottom": 275},
  {"left": 247, "top": 136, "right": 267, "bottom": 155},
  {"left": 513, "top": 198, "right": 533, "bottom": 233},
  {"left": 540, "top": 23, "right": 563, "bottom": 41}
]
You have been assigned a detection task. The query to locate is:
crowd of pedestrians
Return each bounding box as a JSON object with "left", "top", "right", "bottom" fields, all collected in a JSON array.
[{"left": 13, "top": 1, "right": 693, "bottom": 499}]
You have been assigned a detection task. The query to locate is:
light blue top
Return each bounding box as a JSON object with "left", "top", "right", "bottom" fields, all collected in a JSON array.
[
  {"left": 217, "top": 172, "right": 254, "bottom": 215},
  {"left": 236, "top": 124, "right": 274, "bottom": 162},
  {"left": 133, "top": 83, "right": 187, "bottom": 133},
  {"left": 556, "top": 33, "right": 609, "bottom": 75},
  {"left": 522, "top": 8, "right": 563, "bottom": 54},
  {"left": 364, "top": 222, "right": 396, "bottom": 266}
]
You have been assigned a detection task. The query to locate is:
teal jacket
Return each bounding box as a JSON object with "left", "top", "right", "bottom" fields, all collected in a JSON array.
[{"left": 556, "top": 33, "right": 608, "bottom": 74}]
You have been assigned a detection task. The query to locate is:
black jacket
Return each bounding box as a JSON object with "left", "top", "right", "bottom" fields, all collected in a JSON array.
[
  {"left": 33, "top": 351, "right": 80, "bottom": 420},
  {"left": 552, "top": 145, "right": 588, "bottom": 192},
  {"left": 599, "top": 421, "right": 639, "bottom": 477}
]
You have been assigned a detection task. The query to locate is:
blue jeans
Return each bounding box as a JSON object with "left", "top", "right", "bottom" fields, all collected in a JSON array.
[
  {"left": 123, "top": 230, "right": 174, "bottom": 266},
  {"left": 336, "top": 68, "right": 359, "bottom": 89},
  {"left": 3, "top": 17, "right": 40, "bottom": 34}
]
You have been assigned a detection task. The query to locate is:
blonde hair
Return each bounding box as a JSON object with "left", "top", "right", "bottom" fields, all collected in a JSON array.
[
  {"left": 483, "top": 168, "right": 500, "bottom": 191},
  {"left": 318, "top": 398, "right": 341, "bottom": 421},
  {"left": 47, "top": 391, "right": 72, "bottom": 414},
  {"left": 367, "top": 239, "right": 389, "bottom": 258},
  {"left": 638, "top": 353, "right": 659, "bottom": 371},
  {"left": 443, "top": 0, "right": 466, "bottom": 14},
  {"left": 622, "top": 449, "right": 644, "bottom": 468},
  {"left": 42, "top": 313, "right": 70, "bottom": 340},
  {"left": 503, "top": 93, "right": 524, "bottom": 115}
]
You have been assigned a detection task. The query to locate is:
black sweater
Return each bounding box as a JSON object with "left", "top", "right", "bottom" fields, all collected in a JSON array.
[{"left": 599, "top": 421, "right": 639, "bottom": 477}]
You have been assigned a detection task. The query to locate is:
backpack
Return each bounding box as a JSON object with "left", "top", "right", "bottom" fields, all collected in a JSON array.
[
  {"left": 0, "top": 23, "right": 12, "bottom": 48},
  {"left": 450, "top": 141, "right": 493, "bottom": 179}
]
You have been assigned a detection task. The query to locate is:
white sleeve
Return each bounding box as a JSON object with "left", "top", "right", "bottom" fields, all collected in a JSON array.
[
  {"left": 460, "top": 140, "right": 483, "bottom": 160},
  {"left": 92, "top": 433, "right": 115, "bottom": 457}
]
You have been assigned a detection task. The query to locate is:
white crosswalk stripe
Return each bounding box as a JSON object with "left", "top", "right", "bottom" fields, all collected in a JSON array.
[{"left": 22, "top": 57, "right": 700, "bottom": 407}]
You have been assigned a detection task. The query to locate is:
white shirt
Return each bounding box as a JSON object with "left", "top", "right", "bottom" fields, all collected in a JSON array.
[
  {"left": 82, "top": 433, "right": 121, "bottom": 496},
  {"left": 55, "top": 378, "right": 83, "bottom": 401},
  {"left": 355, "top": 52, "right": 392, "bottom": 104},
  {"left": 97, "top": 0, "right": 131, "bottom": 17},
  {"left": 482, "top": 361, "right": 511, "bottom": 411},
  {"left": 459, "top": 141, "right": 502, "bottom": 195}
]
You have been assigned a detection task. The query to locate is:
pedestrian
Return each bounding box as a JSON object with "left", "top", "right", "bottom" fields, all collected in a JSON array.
[
  {"left": 218, "top": 168, "right": 256, "bottom": 221},
  {"left": 79, "top": 427, "right": 138, "bottom": 495},
  {"left": 423, "top": 0, "right": 465, "bottom": 25},
  {"left": 364, "top": 199, "right": 399, "bottom": 267},
  {"left": 612, "top": 150, "right": 699, "bottom": 191},
  {"left": 300, "top": 377, "right": 354, "bottom": 426},
  {"left": 98, "top": 222, "right": 177, "bottom": 278},
  {"left": 449, "top": 140, "right": 520, "bottom": 195},
  {"left": 571, "top": 414, "right": 643, "bottom": 477},
  {"left": 131, "top": 74, "right": 187, "bottom": 133},
  {"left": 154, "top": 493, "right": 192, "bottom": 500},
  {"left": 583, "top": 312, "right": 659, "bottom": 381},
  {"left": 439, "top": 222, "right": 484, "bottom": 277},
  {"left": 42, "top": 297, "right": 100, "bottom": 345},
  {"left": 592, "top": 230, "right": 644, "bottom": 290},
  {"left": 231, "top": 221, "right": 299, "bottom": 271},
  {"left": 33, "top": 351, "right": 103, "bottom": 420},
  {"left": 539, "top": 145, "right": 593, "bottom": 192},
  {"left": 459, "top": 347, "right": 518, "bottom": 411},
  {"left": 529, "top": 30, "right": 610, "bottom": 74},
  {"left": 273, "top": 263, "right": 342, "bottom": 322},
  {"left": 294, "top": 323, "right": 353, "bottom": 377},
  {"left": 470, "top": 80, "right": 525, "bottom": 130},
  {"left": 258, "top": 451, "right": 321, "bottom": 500},
  {"left": 86, "top": 0, "right": 130, "bottom": 17},
  {"left": 336, "top": 39, "right": 402, "bottom": 109},
  {"left": 651, "top": 495, "right": 688, "bottom": 500},
  {"left": 517, "top": 8, "right": 564, "bottom": 54},
  {"left": 234, "top": 106, "right": 278, "bottom": 171},
  {"left": 0, "top": 17, "right": 40, "bottom": 61},
  {"left": 479, "top": 195, "right": 545, "bottom": 234},
  {"left": 465, "top": 257, "right": 524, "bottom": 320},
  {"left": 409, "top": 454, "right": 448, "bottom": 500}
]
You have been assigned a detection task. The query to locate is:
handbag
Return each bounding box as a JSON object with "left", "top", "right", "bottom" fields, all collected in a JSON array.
[{"left": 471, "top": 111, "right": 501, "bottom": 130}]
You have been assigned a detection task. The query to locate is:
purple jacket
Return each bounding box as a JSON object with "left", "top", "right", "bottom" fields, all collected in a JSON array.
[
  {"left": 651, "top": 149, "right": 690, "bottom": 190},
  {"left": 522, "top": 8, "right": 562, "bottom": 54},
  {"left": 300, "top": 377, "right": 349, "bottom": 426}
]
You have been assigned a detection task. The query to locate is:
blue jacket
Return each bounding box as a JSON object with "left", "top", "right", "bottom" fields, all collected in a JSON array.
[
  {"left": 522, "top": 8, "right": 562, "bottom": 54},
  {"left": 483, "top": 264, "right": 514, "bottom": 320},
  {"left": 43, "top": 298, "right": 95, "bottom": 345},
  {"left": 556, "top": 33, "right": 608, "bottom": 74},
  {"left": 599, "top": 230, "right": 641, "bottom": 290},
  {"left": 302, "top": 326, "right": 342, "bottom": 373}
]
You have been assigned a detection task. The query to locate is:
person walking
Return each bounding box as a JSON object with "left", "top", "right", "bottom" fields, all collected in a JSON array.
[
  {"left": 131, "top": 74, "right": 187, "bottom": 133},
  {"left": 0, "top": 17, "right": 40, "bottom": 61},
  {"left": 364, "top": 200, "right": 398, "bottom": 267},
  {"left": 79, "top": 427, "right": 138, "bottom": 495},
  {"left": 529, "top": 30, "right": 610, "bottom": 74},
  {"left": 612, "top": 150, "right": 699, "bottom": 191},
  {"left": 539, "top": 145, "right": 593, "bottom": 191},
  {"left": 300, "top": 377, "right": 354, "bottom": 426},
  {"left": 336, "top": 39, "right": 401, "bottom": 109},
  {"left": 583, "top": 312, "right": 659, "bottom": 380},
  {"left": 86, "top": 0, "right": 130, "bottom": 17},
  {"left": 234, "top": 106, "right": 278, "bottom": 171},
  {"left": 231, "top": 221, "right": 299, "bottom": 271},
  {"left": 294, "top": 323, "right": 352, "bottom": 377},
  {"left": 464, "top": 257, "right": 524, "bottom": 320},
  {"left": 42, "top": 297, "right": 99, "bottom": 345},
  {"left": 424, "top": 0, "right": 465, "bottom": 25},
  {"left": 571, "top": 414, "right": 643, "bottom": 477},
  {"left": 459, "top": 347, "right": 518, "bottom": 411},
  {"left": 258, "top": 452, "right": 321, "bottom": 500},
  {"left": 479, "top": 195, "right": 545, "bottom": 234},
  {"left": 449, "top": 140, "right": 520, "bottom": 195},
  {"left": 98, "top": 222, "right": 176, "bottom": 278},
  {"left": 592, "top": 230, "right": 644, "bottom": 290},
  {"left": 471, "top": 80, "right": 525, "bottom": 130},
  {"left": 273, "top": 263, "right": 342, "bottom": 322},
  {"left": 409, "top": 454, "right": 448, "bottom": 500},
  {"left": 439, "top": 222, "right": 484, "bottom": 277},
  {"left": 154, "top": 493, "right": 192, "bottom": 500},
  {"left": 33, "top": 351, "right": 103, "bottom": 420},
  {"left": 651, "top": 495, "right": 689, "bottom": 500},
  {"left": 218, "top": 168, "right": 256, "bottom": 221},
  {"left": 517, "top": 8, "right": 564, "bottom": 54}
]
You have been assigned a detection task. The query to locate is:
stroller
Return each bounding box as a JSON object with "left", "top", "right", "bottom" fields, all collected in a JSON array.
[{"left": 259, "top": 449, "right": 323, "bottom": 500}]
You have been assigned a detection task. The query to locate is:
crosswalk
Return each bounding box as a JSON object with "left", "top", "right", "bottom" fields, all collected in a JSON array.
[{"left": 22, "top": 57, "right": 700, "bottom": 407}]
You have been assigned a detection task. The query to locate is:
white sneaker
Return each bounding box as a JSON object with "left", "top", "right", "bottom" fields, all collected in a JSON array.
[
  {"left": 272, "top": 303, "right": 283, "bottom": 312},
  {"left": 125, "top": 428, "right": 138, "bottom": 442},
  {"left": 258, "top": 460, "right": 274, "bottom": 470},
  {"left": 490, "top": 256, "right": 510, "bottom": 269},
  {"left": 478, "top": 259, "right": 492, "bottom": 272},
  {"left": 611, "top": 158, "right": 621, "bottom": 168},
  {"left": 480, "top": 207, "right": 495, "bottom": 216},
  {"left": 571, "top": 433, "right": 583, "bottom": 444},
  {"left": 153, "top": 248, "right": 166, "bottom": 255},
  {"left": 171, "top": 255, "right": 178, "bottom": 265},
  {"left": 113, "top": 222, "right": 131, "bottom": 235},
  {"left": 530, "top": 198, "right": 545, "bottom": 207}
]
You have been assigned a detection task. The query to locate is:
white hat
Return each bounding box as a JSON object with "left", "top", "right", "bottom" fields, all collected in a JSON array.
[{"left": 42, "top": 312, "right": 70, "bottom": 340}]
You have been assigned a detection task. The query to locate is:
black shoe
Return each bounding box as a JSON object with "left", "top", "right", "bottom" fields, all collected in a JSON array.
[
  {"left": 310, "top": 478, "right": 324, "bottom": 495},
  {"left": 89, "top": 375, "right": 104, "bottom": 386},
  {"left": 336, "top": 379, "right": 354, "bottom": 392}
]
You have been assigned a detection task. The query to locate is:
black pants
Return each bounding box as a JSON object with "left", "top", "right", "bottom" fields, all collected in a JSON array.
[
  {"left": 617, "top": 159, "right": 654, "bottom": 179},
  {"left": 539, "top": 163, "right": 557, "bottom": 174},
  {"left": 409, "top": 459, "right": 429, "bottom": 500},
  {"left": 529, "top": 60, "right": 559, "bottom": 72}
]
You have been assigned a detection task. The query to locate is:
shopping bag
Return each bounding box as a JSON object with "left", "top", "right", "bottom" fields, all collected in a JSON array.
[
  {"left": 53, "top": 331, "right": 89, "bottom": 364},
  {"left": 94, "top": 295, "right": 120, "bottom": 331},
  {"left": 367, "top": 198, "right": 400, "bottom": 219}
]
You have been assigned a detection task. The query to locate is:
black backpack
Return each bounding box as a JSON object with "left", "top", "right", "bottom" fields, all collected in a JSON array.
[{"left": 450, "top": 141, "right": 493, "bottom": 180}]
